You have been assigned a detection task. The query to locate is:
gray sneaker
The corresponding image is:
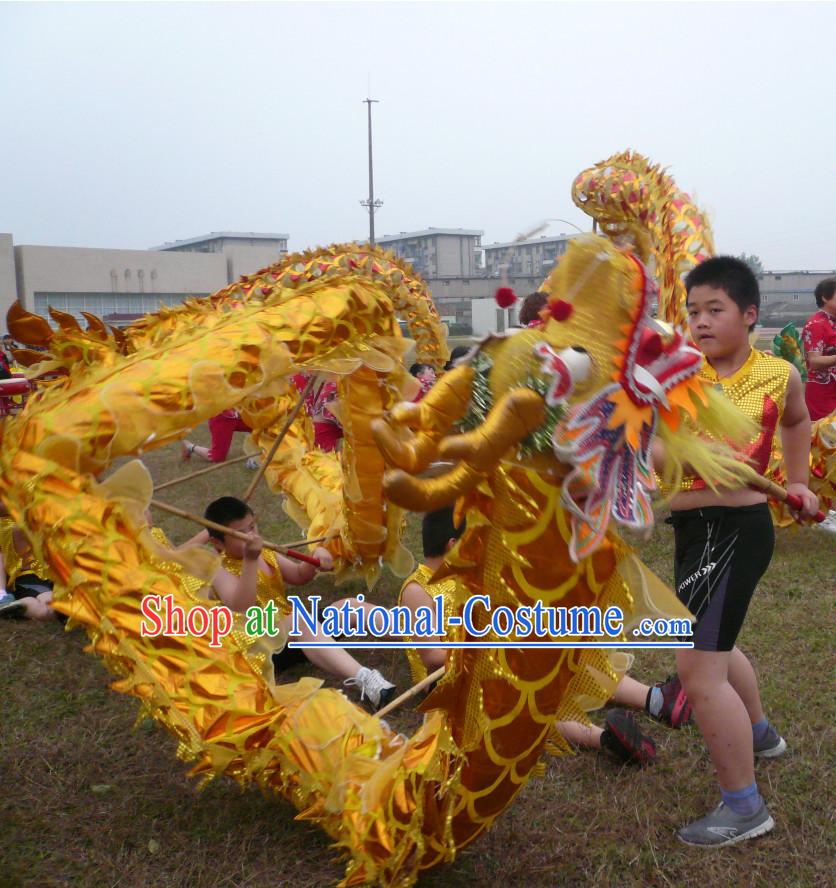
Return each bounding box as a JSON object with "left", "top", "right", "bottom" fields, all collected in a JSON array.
[
  {"left": 678, "top": 802, "right": 775, "bottom": 847},
  {"left": 754, "top": 724, "right": 787, "bottom": 758}
]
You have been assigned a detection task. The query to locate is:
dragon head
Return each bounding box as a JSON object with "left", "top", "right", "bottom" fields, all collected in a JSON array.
[{"left": 485, "top": 235, "right": 707, "bottom": 559}]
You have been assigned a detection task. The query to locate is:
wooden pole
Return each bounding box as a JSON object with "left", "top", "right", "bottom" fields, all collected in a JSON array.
[
  {"left": 150, "top": 499, "right": 326, "bottom": 567},
  {"left": 242, "top": 374, "right": 317, "bottom": 503},
  {"left": 155, "top": 452, "right": 252, "bottom": 492},
  {"left": 281, "top": 534, "right": 332, "bottom": 549},
  {"left": 376, "top": 666, "right": 446, "bottom": 718}
]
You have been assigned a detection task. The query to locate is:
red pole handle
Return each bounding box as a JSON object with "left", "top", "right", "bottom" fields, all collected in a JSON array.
[
  {"left": 784, "top": 493, "right": 826, "bottom": 523},
  {"left": 283, "top": 548, "right": 323, "bottom": 567}
]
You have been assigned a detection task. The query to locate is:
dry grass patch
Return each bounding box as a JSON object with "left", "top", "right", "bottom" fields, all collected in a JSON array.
[{"left": 2, "top": 436, "right": 833, "bottom": 887}]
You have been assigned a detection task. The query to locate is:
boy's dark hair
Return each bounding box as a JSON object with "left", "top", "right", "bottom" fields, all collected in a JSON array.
[
  {"left": 814, "top": 277, "right": 836, "bottom": 309},
  {"left": 409, "top": 362, "right": 432, "bottom": 377},
  {"left": 684, "top": 256, "right": 760, "bottom": 332},
  {"left": 519, "top": 291, "right": 547, "bottom": 326},
  {"left": 422, "top": 506, "right": 466, "bottom": 558},
  {"left": 204, "top": 496, "right": 253, "bottom": 541},
  {"left": 444, "top": 345, "right": 470, "bottom": 372}
]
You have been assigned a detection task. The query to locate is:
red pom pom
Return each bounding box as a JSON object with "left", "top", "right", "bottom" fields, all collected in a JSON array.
[
  {"left": 495, "top": 287, "right": 517, "bottom": 309},
  {"left": 549, "top": 299, "right": 574, "bottom": 321}
]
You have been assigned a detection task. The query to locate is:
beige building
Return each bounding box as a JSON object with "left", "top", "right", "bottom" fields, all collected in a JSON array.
[
  {"left": 1, "top": 232, "right": 288, "bottom": 329},
  {"left": 375, "top": 228, "right": 483, "bottom": 278},
  {"left": 483, "top": 234, "right": 577, "bottom": 279},
  {"left": 758, "top": 270, "right": 833, "bottom": 326},
  {"left": 3, "top": 225, "right": 830, "bottom": 340},
  {"left": 0, "top": 235, "right": 16, "bottom": 322},
  {"left": 153, "top": 231, "right": 289, "bottom": 284}
]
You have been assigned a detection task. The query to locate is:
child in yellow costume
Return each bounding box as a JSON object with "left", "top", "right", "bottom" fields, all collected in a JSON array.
[
  {"left": 398, "top": 507, "right": 693, "bottom": 766},
  {"left": 204, "top": 496, "right": 397, "bottom": 711},
  {"left": 660, "top": 257, "right": 819, "bottom": 846}
]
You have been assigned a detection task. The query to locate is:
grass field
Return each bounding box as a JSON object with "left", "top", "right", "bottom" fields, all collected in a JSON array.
[{"left": 1, "top": 432, "right": 834, "bottom": 888}]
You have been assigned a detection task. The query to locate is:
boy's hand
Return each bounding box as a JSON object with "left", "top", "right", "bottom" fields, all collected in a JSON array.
[
  {"left": 243, "top": 533, "right": 263, "bottom": 561},
  {"left": 786, "top": 483, "right": 820, "bottom": 521},
  {"left": 313, "top": 547, "right": 334, "bottom": 571}
]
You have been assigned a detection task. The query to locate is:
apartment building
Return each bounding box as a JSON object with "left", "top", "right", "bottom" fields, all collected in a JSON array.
[
  {"left": 483, "top": 234, "right": 577, "bottom": 279},
  {"left": 375, "top": 228, "right": 483, "bottom": 279}
]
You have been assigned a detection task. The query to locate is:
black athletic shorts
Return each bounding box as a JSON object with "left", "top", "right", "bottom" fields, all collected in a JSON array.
[
  {"left": 666, "top": 503, "right": 774, "bottom": 652},
  {"left": 10, "top": 573, "right": 53, "bottom": 599},
  {"left": 272, "top": 645, "right": 308, "bottom": 673}
]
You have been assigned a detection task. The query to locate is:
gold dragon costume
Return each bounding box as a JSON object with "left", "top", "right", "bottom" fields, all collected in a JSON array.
[{"left": 0, "top": 159, "right": 776, "bottom": 886}]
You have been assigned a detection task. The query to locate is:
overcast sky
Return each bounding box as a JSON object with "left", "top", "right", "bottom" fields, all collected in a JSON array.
[{"left": 1, "top": 1, "right": 834, "bottom": 270}]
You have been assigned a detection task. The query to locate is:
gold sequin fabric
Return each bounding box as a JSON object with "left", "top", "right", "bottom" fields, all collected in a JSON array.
[
  {"left": 397, "top": 564, "right": 459, "bottom": 685},
  {"left": 218, "top": 549, "right": 291, "bottom": 616},
  {"left": 768, "top": 412, "right": 835, "bottom": 525},
  {"left": 145, "top": 525, "right": 282, "bottom": 684},
  {"left": 680, "top": 349, "right": 790, "bottom": 490}
]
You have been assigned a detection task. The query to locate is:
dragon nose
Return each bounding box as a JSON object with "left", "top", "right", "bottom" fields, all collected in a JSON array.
[{"left": 535, "top": 345, "right": 592, "bottom": 402}]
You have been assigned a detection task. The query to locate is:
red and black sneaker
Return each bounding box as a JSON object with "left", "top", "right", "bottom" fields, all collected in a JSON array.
[
  {"left": 601, "top": 709, "right": 657, "bottom": 766},
  {"left": 652, "top": 673, "right": 692, "bottom": 729}
]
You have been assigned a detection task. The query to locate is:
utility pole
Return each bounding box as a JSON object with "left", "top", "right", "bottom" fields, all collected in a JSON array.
[{"left": 360, "top": 98, "right": 383, "bottom": 245}]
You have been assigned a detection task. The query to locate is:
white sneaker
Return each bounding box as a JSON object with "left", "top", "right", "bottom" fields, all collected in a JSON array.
[
  {"left": 344, "top": 666, "right": 396, "bottom": 711},
  {"left": 245, "top": 457, "right": 260, "bottom": 470}
]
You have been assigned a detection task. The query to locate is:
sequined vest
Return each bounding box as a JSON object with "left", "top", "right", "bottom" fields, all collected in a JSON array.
[
  {"left": 398, "top": 563, "right": 457, "bottom": 684},
  {"left": 218, "top": 548, "right": 291, "bottom": 615},
  {"left": 681, "top": 348, "right": 790, "bottom": 491},
  {"left": 148, "top": 528, "right": 286, "bottom": 681},
  {"left": 148, "top": 526, "right": 205, "bottom": 597}
]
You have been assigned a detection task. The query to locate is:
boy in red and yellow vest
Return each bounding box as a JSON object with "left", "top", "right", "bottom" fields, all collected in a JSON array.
[{"left": 659, "top": 256, "right": 819, "bottom": 846}]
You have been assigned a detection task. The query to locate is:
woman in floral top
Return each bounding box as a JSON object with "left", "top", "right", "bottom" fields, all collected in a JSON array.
[
  {"left": 293, "top": 373, "right": 343, "bottom": 452},
  {"left": 802, "top": 278, "right": 836, "bottom": 420}
]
